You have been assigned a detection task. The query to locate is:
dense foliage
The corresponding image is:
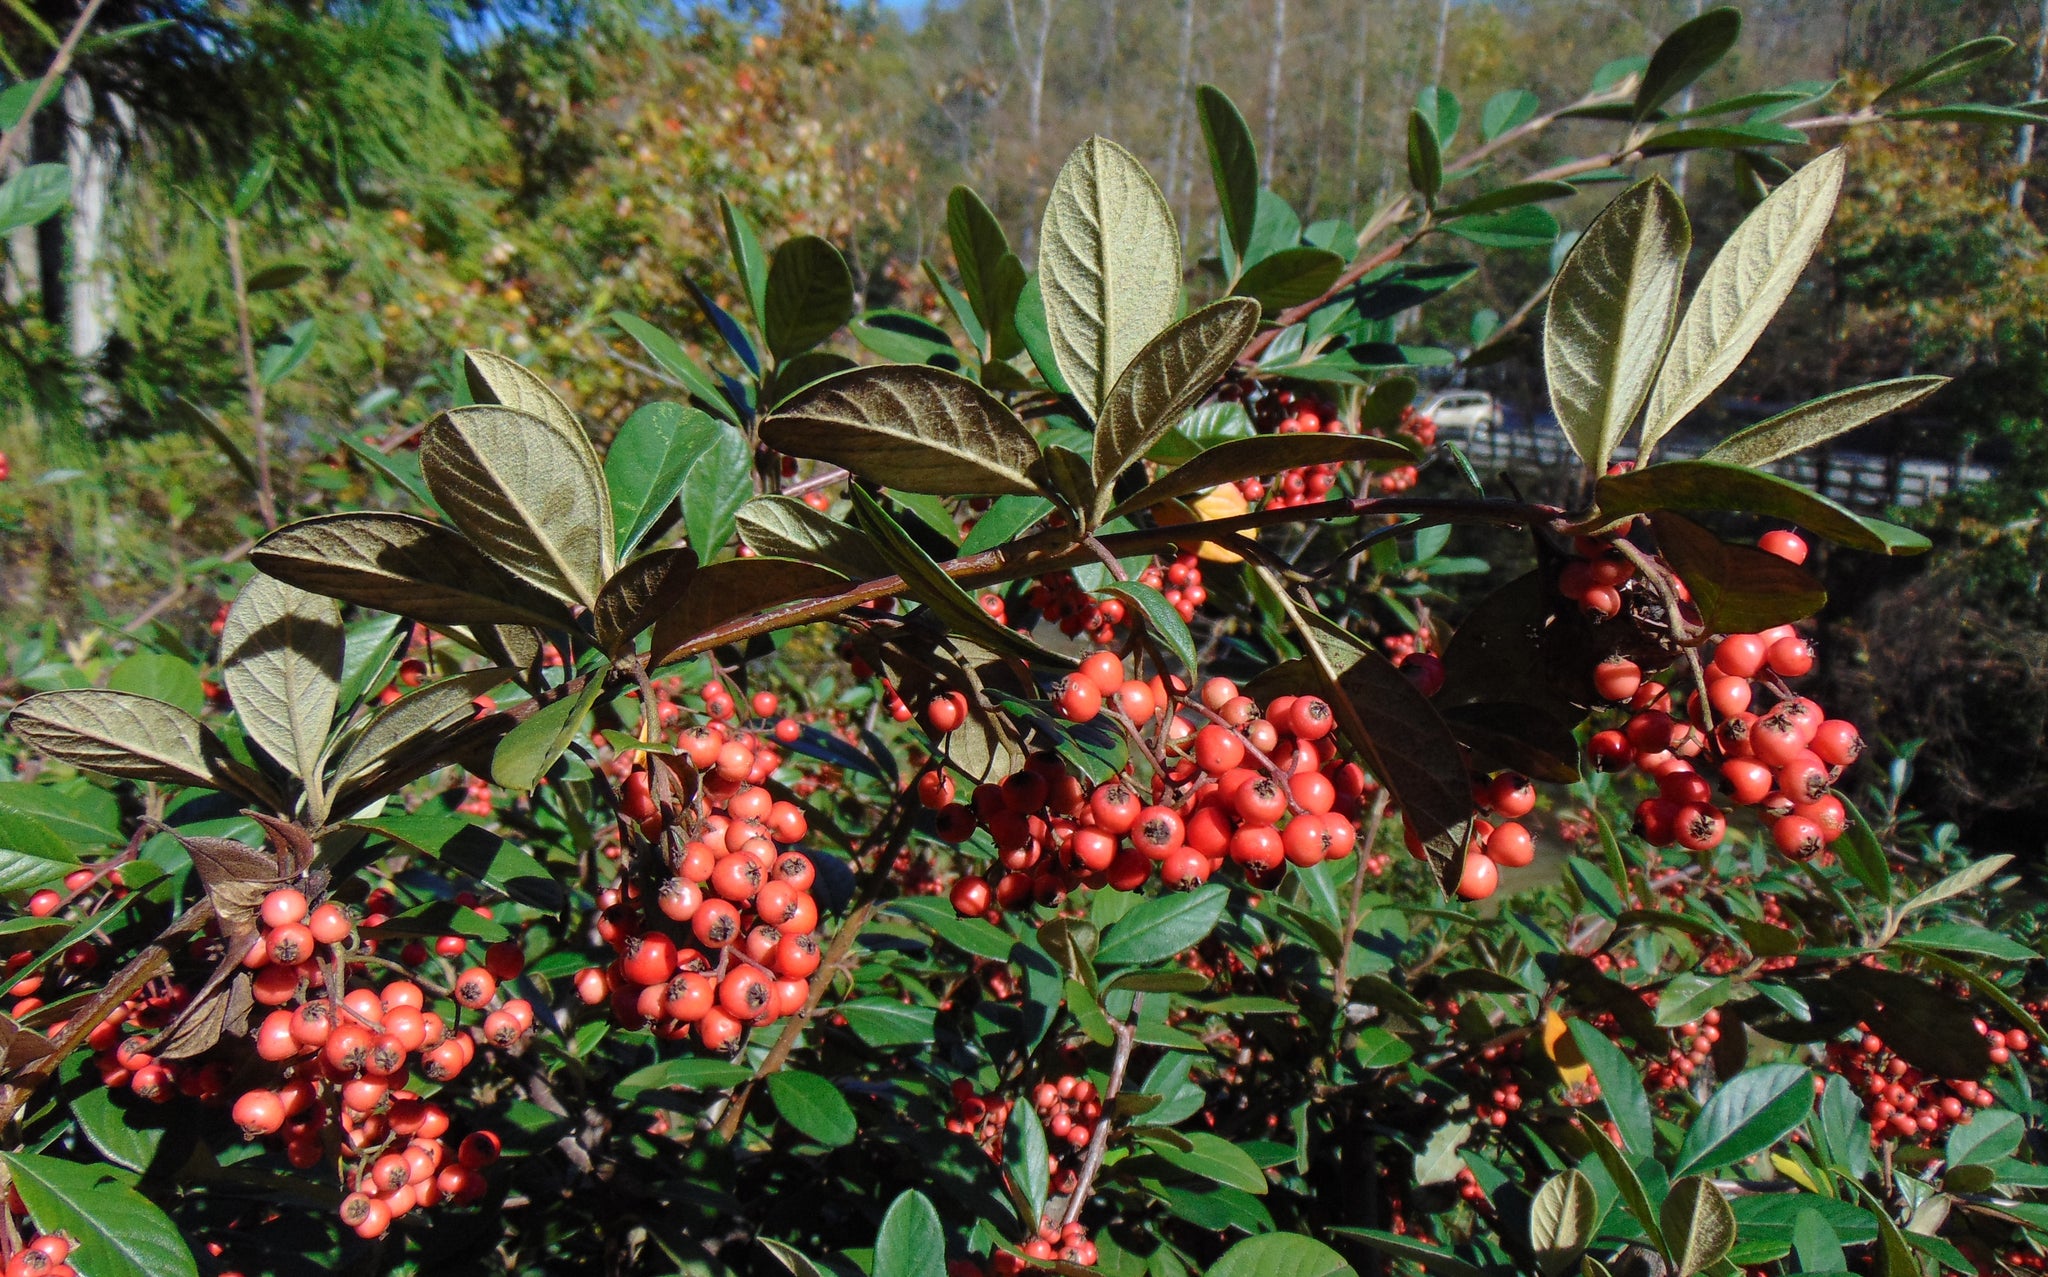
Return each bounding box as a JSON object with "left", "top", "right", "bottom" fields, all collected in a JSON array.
[{"left": 6, "top": 7, "right": 2048, "bottom": 1277}]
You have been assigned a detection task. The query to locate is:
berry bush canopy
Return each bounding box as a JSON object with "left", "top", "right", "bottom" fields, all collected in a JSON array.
[{"left": 3, "top": 10, "right": 2048, "bottom": 1277}]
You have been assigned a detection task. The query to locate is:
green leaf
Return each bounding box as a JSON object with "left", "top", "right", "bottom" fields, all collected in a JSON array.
[
  {"left": 1832, "top": 792, "right": 1891, "bottom": 901},
  {"left": 1151, "top": 401, "right": 1255, "bottom": 461},
  {"left": 762, "top": 365, "right": 1045, "bottom": 498},
  {"left": 243, "top": 262, "right": 310, "bottom": 292},
  {"left": 1006, "top": 1102, "right": 1050, "bottom": 1230},
  {"left": 1013, "top": 272, "right": 1070, "bottom": 394},
  {"left": 873, "top": 1193, "right": 948, "bottom": 1277},
  {"left": 672, "top": 423, "right": 750, "bottom": 563},
  {"left": 604, "top": 403, "right": 727, "bottom": 556},
  {"left": 1567, "top": 1020, "right": 1654, "bottom": 1159},
  {"left": 1589, "top": 461, "right": 1931, "bottom": 555},
  {"left": 1416, "top": 86, "right": 1461, "bottom": 147},
  {"left": 1437, "top": 181, "right": 1581, "bottom": 221},
  {"left": 1482, "top": 89, "right": 1541, "bottom": 140},
  {"left": 1530, "top": 1168, "right": 1597, "bottom": 1277},
  {"left": 1634, "top": 7, "right": 1742, "bottom": 120},
  {"left": 1354, "top": 1026, "right": 1413, "bottom": 1068},
  {"left": 947, "top": 186, "right": 1025, "bottom": 358},
  {"left": 107, "top": 653, "right": 204, "bottom": 718},
  {"left": 837, "top": 998, "right": 937, "bottom": 1047},
  {"left": 256, "top": 318, "right": 317, "bottom": 387},
  {"left": 1946, "top": 1108, "right": 2023, "bottom": 1167},
  {"left": 1102, "top": 582, "right": 1199, "bottom": 677},
  {"left": 1195, "top": 85, "right": 1259, "bottom": 265},
  {"left": 0, "top": 1150, "right": 199, "bottom": 1277},
  {"left": 1232, "top": 247, "right": 1343, "bottom": 311},
  {"left": 1543, "top": 177, "right": 1690, "bottom": 472},
  {"left": 1654, "top": 974, "right": 1733, "bottom": 1027},
  {"left": 1701, "top": 377, "right": 1948, "bottom": 468},
  {"left": 421, "top": 404, "right": 616, "bottom": 608},
  {"left": 0, "top": 163, "right": 69, "bottom": 236},
  {"left": 1092, "top": 298, "right": 1261, "bottom": 521},
  {"left": 1651, "top": 512, "right": 1826, "bottom": 633},
  {"left": 1149, "top": 1131, "right": 1268, "bottom": 1194},
  {"left": 347, "top": 814, "right": 565, "bottom": 912},
  {"left": 719, "top": 196, "right": 770, "bottom": 324},
  {"left": 959, "top": 494, "right": 1054, "bottom": 556},
  {"left": 1899, "top": 854, "right": 2012, "bottom": 918},
  {"left": 846, "top": 487, "right": 1065, "bottom": 667},
  {"left": 1640, "top": 150, "right": 1845, "bottom": 457},
  {"left": 491, "top": 677, "right": 607, "bottom": 791},
  {"left": 1672, "top": 1064, "right": 1813, "bottom": 1177},
  {"left": 609, "top": 312, "right": 739, "bottom": 425},
  {"left": 1038, "top": 136, "right": 1181, "bottom": 419},
  {"left": 1581, "top": 1120, "right": 1665, "bottom": 1253},
  {"left": 1095, "top": 883, "right": 1228, "bottom": 968},
  {"left": 1660, "top": 1176, "right": 1737, "bottom": 1275},
  {"left": 220, "top": 572, "right": 344, "bottom": 793},
  {"left": 250, "top": 513, "right": 570, "bottom": 629},
  {"left": 764, "top": 235, "right": 855, "bottom": 361},
  {"left": 1792, "top": 1208, "right": 1847, "bottom": 1273},
  {"left": 615, "top": 1057, "right": 752, "bottom": 1097},
  {"left": 1889, "top": 103, "right": 2048, "bottom": 127},
  {"left": 1897, "top": 922, "right": 2037, "bottom": 962},
  {"left": 1406, "top": 111, "right": 1442, "bottom": 205},
  {"left": 1326, "top": 1228, "right": 1484, "bottom": 1277},
  {"left": 1207, "top": 1233, "right": 1356, "bottom": 1277},
  {"left": 1440, "top": 205, "right": 1561, "bottom": 250},
  {"left": 0, "top": 805, "right": 80, "bottom": 893},
  {"left": 1105, "top": 433, "right": 1413, "bottom": 524},
  {"left": 852, "top": 310, "right": 961, "bottom": 367},
  {"left": 231, "top": 156, "right": 276, "bottom": 215},
  {"left": 767, "top": 1069, "right": 858, "bottom": 1148},
  {"left": 1876, "top": 36, "right": 2014, "bottom": 103},
  {"left": 1639, "top": 123, "right": 1810, "bottom": 154},
  {"left": 7, "top": 689, "right": 270, "bottom": 801}
]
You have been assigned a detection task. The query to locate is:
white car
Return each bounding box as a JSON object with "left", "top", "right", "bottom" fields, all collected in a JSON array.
[{"left": 1418, "top": 390, "right": 1503, "bottom": 438}]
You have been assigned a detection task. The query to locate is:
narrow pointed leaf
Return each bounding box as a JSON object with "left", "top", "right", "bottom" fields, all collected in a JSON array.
[
  {"left": 719, "top": 196, "right": 770, "bottom": 324},
  {"left": 220, "top": 573, "right": 344, "bottom": 790},
  {"left": 1092, "top": 298, "right": 1260, "bottom": 520},
  {"left": 1701, "top": 376, "right": 1947, "bottom": 467},
  {"left": 947, "top": 186, "right": 1025, "bottom": 355},
  {"left": 492, "top": 677, "right": 607, "bottom": 791},
  {"left": 609, "top": 312, "right": 740, "bottom": 425},
  {"left": 1589, "top": 461, "right": 1930, "bottom": 555},
  {"left": 251, "top": 513, "right": 570, "bottom": 628},
  {"left": 1672, "top": 1064, "right": 1814, "bottom": 1177},
  {"left": 1567, "top": 1019, "right": 1655, "bottom": 1159},
  {"left": 1407, "top": 111, "right": 1442, "bottom": 204},
  {"left": 1544, "top": 178, "right": 1690, "bottom": 471},
  {"left": 1039, "top": 136, "right": 1181, "bottom": 418},
  {"left": 1196, "top": 85, "right": 1259, "bottom": 263},
  {"left": 1634, "top": 7, "right": 1743, "bottom": 120},
  {"left": 1005, "top": 1102, "right": 1050, "bottom": 1231},
  {"left": 761, "top": 365, "right": 1044, "bottom": 497},
  {"left": 421, "top": 405, "right": 615, "bottom": 607},
  {"left": 1641, "top": 150, "right": 1845, "bottom": 455},
  {"left": 1876, "top": 36, "right": 2014, "bottom": 103}
]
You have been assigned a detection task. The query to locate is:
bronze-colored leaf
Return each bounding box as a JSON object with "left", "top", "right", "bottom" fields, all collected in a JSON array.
[
  {"left": 1335, "top": 648, "right": 1476, "bottom": 895},
  {"left": 219, "top": 573, "right": 344, "bottom": 796},
  {"left": 594, "top": 547, "right": 700, "bottom": 656},
  {"left": 759, "top": 365, "right": 1045, "bottom": 497},
  {"left": 7, "top": 690, "right": 280, "bottom": 807},
  {"left": 1650, "top": 512, "right": 1826, "bottom": 633},
  {"left": 650, "top": 558, "right": 849, "bottom": 666},
  {"left": 152, "top": 972, "right": 253, "bottom": 1061},
  {"left": 251, "top": 512, "right": 571, "bottom": 628},
  {"left": 331, "top": 668, "right": 514, "bottom": 797},
  {"left": 1090, "top": 298, "right": 1261, "bottom": 522},
  {"left": 0, "top": 1013, "right": 55, "bottom": 1076},
  {"left": 735, "top": 496, "right": 892, "bottom": 580}
]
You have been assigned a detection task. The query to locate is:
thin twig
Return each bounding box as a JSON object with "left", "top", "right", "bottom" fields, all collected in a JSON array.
[
  {"left": 0, "top": 0, "right": 108, "bottom": 174},
  {"left": 223, "top": 217, "right": 276, "bottom": 530},
  {"left": 1061, "top": 991, "right": 1143, "bottom": 1226},
  {"left": 1332, "top": 790, "right": 1394, "bottom": 1006}
]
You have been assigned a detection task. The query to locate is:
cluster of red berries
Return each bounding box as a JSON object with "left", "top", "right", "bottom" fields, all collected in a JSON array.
[
  {"left": 1571, "top": 531, "right": 1865, "bottom": 863},
  {"left": 1823, "top": 1022, "right": 2009, "bottom": 1144},
  {"left": 579, "top": 749, "right": 819, "bottom": 1052},
  {"left": 1238, "top": 390, "right": 1352, "bottom": 507},
  {"left": 82, "top": 887, "right": 524, "bottom": 1237},
  {"left": 1452, "top": 1166, "right": 1488, "bottom": 1205},
  {"left": 1411, "top": 771, "right": 1540, "bottom": 902},
  {"left": 944, "top": 1220, "right": 1098, "bottom": 1277},
  {"left": 941, "top": 674, "right": 1371, "bottom": 916},
  {"left": 0, "top": 1232, "right": 75, "bottom": 1277},
  {"left": 333, "top": 1127, "right": 500, "bottom": 1240},
  {"left": 1643, "top": 1009, "right": 1723, "bottom": 1091}
]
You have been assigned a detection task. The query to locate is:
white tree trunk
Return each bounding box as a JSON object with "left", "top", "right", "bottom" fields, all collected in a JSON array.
[
  {"left": 1431, "top": 0, "right": 1452, "bottom": 89},
  {"left": 1348, "top": 3, "right": 1371, "bottom": 220},
  {"left": 1261, "top": 0, "right": 1286, "bottom": 182},
  {"left": 2012, "top": 0, "right": 2048, "bottom": 212},
  {"left": 65, "top": 78, "right": 117, "bottom": 368},
  {"left": 1163, "top": 0, "right": 1197, "bottom": 241}
]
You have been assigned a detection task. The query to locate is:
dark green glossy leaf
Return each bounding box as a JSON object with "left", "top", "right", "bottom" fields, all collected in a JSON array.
[
  {"left": 1590, "top": 461, "right": 1930, "bottom": 555},
  {"left": 1095, "top": 884, "right": 1228, "bottom": 968},
  {"left": 1671, "top": 1064, "right": 1813, "bottom": 1176},
  {"left": 764, "top": 235, "right": 854, "bottom": 361},
  {"left": 1634, "top": 7, "right": 1742, "bottom": 119},
  {"left": 1196, "top": 85, "right": 1259, "bottom": 263},
  {"left": 767, "top": 1069, "right": 857, "bottom": 1148}
]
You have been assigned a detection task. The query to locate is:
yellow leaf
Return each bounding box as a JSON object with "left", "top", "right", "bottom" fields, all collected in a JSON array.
[
  {"left": 1153, "top": 485, "right": 1254, "bottom": 563},
  {"left": 1542, "top": 1010, "right": 1593, "bottom": 1087}
]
